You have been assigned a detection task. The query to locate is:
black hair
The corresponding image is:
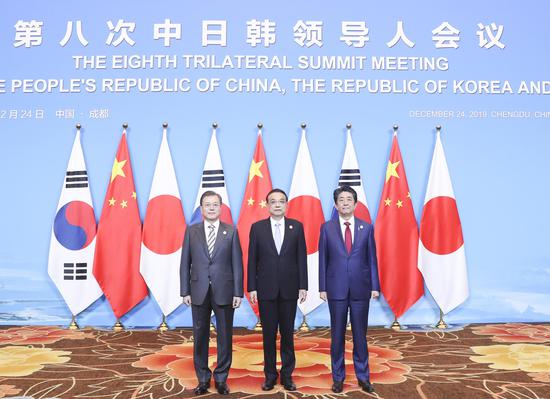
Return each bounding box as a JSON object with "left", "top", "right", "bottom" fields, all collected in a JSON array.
[
  {"left": 266, "top": 188, "right": 288, "bottom": 202},
  {"left": 200, "top": 190, "right": 223, "bottom": 206},
  {"left": 333, "top": 185, "right": 358, "bottom": 204}
]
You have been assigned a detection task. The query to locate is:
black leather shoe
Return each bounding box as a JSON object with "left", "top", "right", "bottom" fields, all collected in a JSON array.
[
  {"left": 331, "top": 380, "right": 344, "bottom": 393},
  {"left": 281, "top": 378, "right": 296, "bottom": 391},
  {"left": 215, "top": 381, "right": 230, "bottom": 395},
  {"left": 359, "top": 379, "right": 375, "bottom": 393},
  {"left": 193, "top": 381, "right": 210, "bottom": 395},
  {"left": 261, "top": 379, "right": 276, "bottom": 391}
]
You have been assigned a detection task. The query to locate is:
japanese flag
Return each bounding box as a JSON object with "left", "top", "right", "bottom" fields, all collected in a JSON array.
[
  {"left": 140, "top": 127, "right": 186, "bottom": 316},
  {"left": 418, "top": 131, "right": 469, "bottom": 314},
  {"left": 287, "top": 128, "right": 325, "bottom": 315}
]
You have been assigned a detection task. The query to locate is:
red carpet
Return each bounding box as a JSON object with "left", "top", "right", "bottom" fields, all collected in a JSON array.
[{"left": 0, "top": 323, "right": 549, "bottom": 398}]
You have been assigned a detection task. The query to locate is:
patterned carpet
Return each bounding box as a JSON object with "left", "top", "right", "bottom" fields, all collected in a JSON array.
[{"left": 0, "top": 323, "right": 549, "bottom": 398}]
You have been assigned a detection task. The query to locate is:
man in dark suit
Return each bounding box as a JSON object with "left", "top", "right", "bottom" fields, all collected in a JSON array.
[
  {"left": 319, "top": 185, "right": 380, "bottom": 394},
  {"left": 247, "top": 188, "right": 308, "bottom": 391},
  {"left": 180, "top": 190, "right": 243, "bottom": 395}
]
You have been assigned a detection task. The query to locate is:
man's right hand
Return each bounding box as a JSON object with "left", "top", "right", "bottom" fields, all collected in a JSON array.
[
  {"left": 249, "top": 291, "right": 257, "bottom": 304},
  {"left": 182, "top": 295, "right": 192, "bottom": 306},
  {"left": 319, "top": 291, "right": 327, "bottom": 301}
]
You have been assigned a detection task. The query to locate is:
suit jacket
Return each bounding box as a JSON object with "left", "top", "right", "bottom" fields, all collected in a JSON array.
[
  {"left": 180, "top": 221, "right": 244, "bottom": 306},
  {"left": 319, "top": 217, "right": 380, "bottom": 301},
  {"left": 247, "top": 217, "right": 308, "bottom": 300}
]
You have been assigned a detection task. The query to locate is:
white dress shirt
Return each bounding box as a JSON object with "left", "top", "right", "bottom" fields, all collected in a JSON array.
[
  {"left": 270, "top": 217, "right": 285, "bottom": 248},
  {"left": 204, "top": 219, "right": 220, "bottom": 240},
  {"left": 339, "top": 216, "right": 355, "bottom": 243}
]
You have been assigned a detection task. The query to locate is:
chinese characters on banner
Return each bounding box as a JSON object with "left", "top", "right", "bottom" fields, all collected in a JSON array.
[{"left": 12, "top": 19, "right": 505, "bottom": 49}]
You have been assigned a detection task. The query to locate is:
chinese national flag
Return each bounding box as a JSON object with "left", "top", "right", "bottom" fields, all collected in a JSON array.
[
  {"left": 93, "top": 131, "right": 147, "bottom": 319},
  {"left": 237, "top": 132, "right": 272, "bottom": 316},
  {"left": 375, "top": 134, "right": 424, "bottom": 319}
]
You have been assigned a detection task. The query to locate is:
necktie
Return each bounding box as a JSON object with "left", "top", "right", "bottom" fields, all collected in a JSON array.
[
  {"left": 274, "top": 223, "right": 282, "bottom": 254},
  {"left": 344, "top": 222, "right": 352, "bottom": 254},
  {"left": 207, "top": 224, "right": 216, "bottom": 257}
]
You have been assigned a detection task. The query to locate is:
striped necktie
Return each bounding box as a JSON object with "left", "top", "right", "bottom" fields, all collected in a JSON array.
[{"left": 207, "top": 224, "right": 216, "bottom": 257}]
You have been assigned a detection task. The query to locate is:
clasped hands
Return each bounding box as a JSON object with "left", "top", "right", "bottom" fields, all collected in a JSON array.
[
  {"left": 249, "top": 289, "right": 307, "bottom": 304},
  {"left": 183, "top": 295, "right": 242, "bottom": 308}
]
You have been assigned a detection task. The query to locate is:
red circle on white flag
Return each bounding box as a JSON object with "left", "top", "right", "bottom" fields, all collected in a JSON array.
[
  {"left": 420, "top": 196, "right": 463, "bottom": 255},
  {"left": 143, "top": 195, "right": 185, "bottom": 254},
  {"left": 287, "top": 195, "right": 324, "bottom": 255},
  {"left": 355, "top": 202, "right": 372, "bottom": 224}
]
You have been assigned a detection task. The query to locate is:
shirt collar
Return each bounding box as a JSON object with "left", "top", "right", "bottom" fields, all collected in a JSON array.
[
  {"left": 339, "top": 215, "right": 354, "bottom": 227},
  {"left": 270, "top": 217, "right": 285, "bottom": 228},
  {"left": 206, "top": 219, "right": 220, "bottom": 230}
]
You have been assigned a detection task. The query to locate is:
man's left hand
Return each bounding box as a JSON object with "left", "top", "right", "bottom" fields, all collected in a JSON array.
[
  {"left": 299, "top": 289, "right": 307, "bottom": 304},
  {"left": 232, "top": 297, "right": 242, "bottom": 308},
  {"left": 371, "top": 290, "right": 380, "bottom": 299}
]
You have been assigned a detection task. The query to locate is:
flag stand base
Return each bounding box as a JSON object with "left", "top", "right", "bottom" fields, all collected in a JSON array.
[
  {"left": 436, "top": 310, "right": 448, "bottom": 329},
  {"left": 391, "top": 318, "right": 402, "bottom": 331},
  {"left": 298, "top": 316, "right": 310, "bottom": 332},
  {"left": 68, "top": 315, "right": 79, "bottom": 330},
  {"left": 253, "top": 320, "right": 262, "bottom": 332},
  {"left": 158, "top": 315, "right": 169, "bottom": 332},
  {"left": 113, "top": 320, "right": 124, "bottom": 332}
]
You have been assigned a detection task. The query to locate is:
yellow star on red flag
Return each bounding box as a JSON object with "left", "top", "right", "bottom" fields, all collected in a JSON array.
[
  {"left": 248, "top": 159, "right": 264, "bottom": 182},
  {"left": 385, "top": 160, "right": 400, "bottom": 182},
  {"left": 111, "top": 158, "right": 127, "bottom": 182}
]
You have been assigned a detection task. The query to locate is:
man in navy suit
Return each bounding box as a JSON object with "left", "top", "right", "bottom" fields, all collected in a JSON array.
[
  {"left": 319, "top": 185, "right": 380, "bottom": 393},
  {"left": 247, "top": 188, "right": 308, "bottom": 391}
]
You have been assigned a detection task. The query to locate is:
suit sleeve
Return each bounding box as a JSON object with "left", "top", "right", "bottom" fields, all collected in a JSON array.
[
  {"left": 297, "top": 222, "right": 308, "bottom": 290},
  {"left": 247, "top": 223, "right": 258, "bottom": 292},
  {"left": 180, "top": 227, "right": 191, "bottom": 297},
  {"left": 318, "top": 223, "right": 327, "bottom": 292},
  {"left": 231, "top": 228, "right": 244, "bottom": 298},
  {"left": 367, "top": 225, "right": 380, "bottom": 292}
]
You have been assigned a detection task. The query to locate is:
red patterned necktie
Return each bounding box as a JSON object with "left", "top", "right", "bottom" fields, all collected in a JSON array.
[{"left": 344, "top": 221, "right": 352, "bottom": 254}]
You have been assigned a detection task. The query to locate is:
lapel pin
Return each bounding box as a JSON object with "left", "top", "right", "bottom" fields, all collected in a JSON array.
[
  {"left": 223, "top": 230, "right": 227, "bottom": 235},
  {"left": 359, "top": 225, "right": 364, "bottom": 230},
  {"left": 289, "top": 225, "right": 293, "bottom": 229}
]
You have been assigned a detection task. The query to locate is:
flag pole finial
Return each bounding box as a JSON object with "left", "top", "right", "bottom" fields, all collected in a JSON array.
[
  {"left": 122, "top": 122, "right": 128, "bottom": 129},
  {"left": 436, "top": 125, "right": 442, "bottom": 132},
  {"left": 301, "top": 122, "right": 307, "bottom": 129},
  {"left": 162, "top": 122, "right": 168, "bottom": 128},
  {"left": 346, "top": 123, "right": 352, "bottom": 130},
  {"left": 393, "top": 124, "right": 399, "bottom": 136},
  {"left": 212, "top": 122, "right": 218, "bottom": 129},
  {"left": 257, "top": 122, "right": 263, "bottom": 129},
  {"left": 76, "top": 123, "right": 81, "bottom": 130}
]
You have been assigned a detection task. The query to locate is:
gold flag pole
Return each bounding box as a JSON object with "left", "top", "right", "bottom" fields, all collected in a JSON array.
[
  {"left": 391, "top": 317, "right": 401, "bottom": 331},
  {"left": 253, "top": 318, "right": 262, "bottom": 331},
  {"left": 299, "top": 314, "right": 310, "bottom": 332},
  {"left": 69, "top": 314, "right": 79, "bottom": 330},
  {"left": 158, "top": 314, "right": 169, "bottom": 332},
  {"left": 113, "top": 319, "right": 124, "bottom": 331},
  {"left": 436, "top": 308, "right": 448, "bottom": 329}
]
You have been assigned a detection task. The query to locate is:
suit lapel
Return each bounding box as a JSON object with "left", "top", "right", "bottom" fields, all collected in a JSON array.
[
  {"left": 279, "top": 217, "right": 291, "bottom": 256},
  {"left": 331, "top": 218, "right": 348, "bottom": 256},
  {"left": 211, "top": 221, "right": 226, "bottom": 260},
  {"left": 198, "top": 222, "right": 210, "bottom": 259},
  {"left": 350, "top": 220, "right": 361, "bottom": 254}
]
